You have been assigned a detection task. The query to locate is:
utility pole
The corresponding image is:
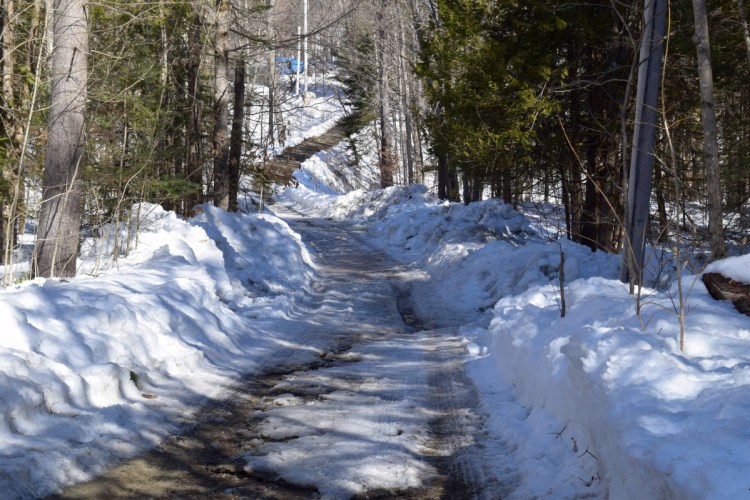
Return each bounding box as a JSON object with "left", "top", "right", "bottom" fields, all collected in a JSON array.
[
  {"left": 303, "top": 0, "right": 308, "bottom": 95},
  {"left": 296, "top": 25, "right": 301, "bottom": 96}
]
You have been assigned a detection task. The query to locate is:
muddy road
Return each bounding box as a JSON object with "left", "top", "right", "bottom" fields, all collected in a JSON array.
[{"left": 51, "top": 212, "right": 513, "bottom": 499}]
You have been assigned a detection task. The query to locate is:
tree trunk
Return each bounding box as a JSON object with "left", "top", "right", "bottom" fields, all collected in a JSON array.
[
  {"left": 737, "top": 0, "right": 750, "bottom": 70},
  {"left": 404, "top": 108, "right": 415, "bottom": 184},
  {"left": 397, "top": 18, "right": 415, "bottom": 185},
  {"left": 228, "top": 61, "right": 245, "bottom": 213},
  {"left": 1, "top": 0, "right": 15, "bottom": 264},
  {"left": 579, "top": 139, "right": 599, "bottom": 251},
  {"left": 23, "top": 0, "right": 43, "bottom": 102},
  {"left": 267, "top": 34, "right": 275, "bottom": 148},
  {"left": 654, "top": 163, "right": 668, "bottom": 241},
  {"left": 378, "top": 101, "right": 395, "bottom": 188},
  {"left": 501, "top": 168, "right": 512, "bottom": 205},
  {"left": 560, "top": 163, "right": 573, "bottom": 239},
  {"left": 691, "top": 0, "right": 726, "bottom": 260},
  {"left": 212, "top": 0, "right": 230, "bottom": 210},
  {"left": 447, "top": 157, "right": 459, "bottom": 201},
  {"left": 622, "top": 0, "right": 668, "bottom": 285},
  {"left": 471, "top": 176, "right": 482, "bottom": 202},
  {"left": 437, "top": 148, "right": 448, "bottom": 199},
  {"left": 376, "top": 0, "right": 395, "bottom": 188},
  {"left": 185, "top": 8, "right": 203, "bottom": 215},
  {"left": 34, "top": 0, "right": 87, "bottom": 278},
  {"left": 1, "top": 0, "right": 14, "bottom": 108},
  {"left": 412, "top": 84, "right": 424, "bottom": 183}
]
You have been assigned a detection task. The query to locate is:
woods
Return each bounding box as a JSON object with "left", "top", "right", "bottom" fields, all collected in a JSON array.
[
  {"left": 4, "top": 2, "right": 750, "bottom": 496},
  {"left": 1, "top": 0, "right": 749, "bottom": 280}
]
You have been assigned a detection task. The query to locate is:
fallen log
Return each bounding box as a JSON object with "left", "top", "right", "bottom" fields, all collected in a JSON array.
[{"left": 702, "top": 272, "right": 750, "bottom": 317}]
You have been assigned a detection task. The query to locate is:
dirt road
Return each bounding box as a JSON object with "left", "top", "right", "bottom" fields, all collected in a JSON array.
[{"left": 50, "top": 208, "right": 514, "bottom": 499}]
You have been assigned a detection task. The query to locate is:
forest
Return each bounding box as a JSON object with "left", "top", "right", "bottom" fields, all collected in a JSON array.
[
  {"left": 4, "top": 1, "right": 750, "bottom": 498},
  {"left": 2, "top": 0, "right": 749, "bottom": 284}
]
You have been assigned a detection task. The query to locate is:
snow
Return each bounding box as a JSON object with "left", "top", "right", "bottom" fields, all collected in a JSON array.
[
  {"left": 275, "top": 149, "right": 750, "bottom": 498},
  {"left": 244, "top": 334, "right": 435, "bottom": 498},
  {"left": 706, "top": 253, "right": 750, "bottom": 283},
  {"left": 0, "top": 201, "right": 328, "bottom": 498},
  {"left": 249, "top": 75, "right": 346, "bottom": 158},
  {"left": 292, "top": 128, "right": 381, "bottom": 194},
  {"left": 2, "top": 95, "right": 750, "bottom": 498}
]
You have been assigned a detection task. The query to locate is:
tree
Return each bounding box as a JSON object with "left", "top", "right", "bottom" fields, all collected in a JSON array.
[
  {"left": 738, "top": 0, "right": 750, "bottom": 70},
  {"left": 622, "top": 0, "right": 668, "bottom": 286},
  {"left": 228, "top": 61, "right": 245, "bottom": 212},
  {"left": 1, "top": 0, "right": 18, "bottom": 263},
  {"left": 691, "top": 0, "right": 726, "bottom": 260},
  {"left": 375, "top": 0, "right": 396, "bottom": 188},
  {"left": 213, "top": 0, "right": 231, "bottom": 209},
  {"left": 417, "top": 0, "right": 568, "bottom": 205},
  {"left": 34, "top": 0, "right": 88, "bottom": 277}
]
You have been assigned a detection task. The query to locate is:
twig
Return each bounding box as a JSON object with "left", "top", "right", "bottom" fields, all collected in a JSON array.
[
  {"left": 549, "top": 422, "right": 568, "bottom": 440},
  {"left": 577, "top": 446, "right": 599, "bottom": 461}
]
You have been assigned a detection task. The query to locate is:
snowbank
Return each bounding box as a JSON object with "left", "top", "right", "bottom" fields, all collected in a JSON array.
[
  {"left": 279, "top": 182, "right": 750, "bottom": 499},
  {"left": 484, "top": 272, "right": 750, "bottom": 498},
  {"left": 0, "top": 203, "right": 315, "bottom": 498},
  {"left": 292, "top": 129, "right": 381, "bottom": 195},
  {"left": 279, "top": 184, "right": 618, "bottom": 323}
]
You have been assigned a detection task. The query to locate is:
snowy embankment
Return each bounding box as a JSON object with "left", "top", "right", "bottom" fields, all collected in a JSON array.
[
  {"left": 278, "top": 181, "right": 750, "bottom": 499},
  {"left": 0, "top": 77, "right": 352, "bottom": 498},
  {"left": 0, "top": 204, "right": 322, "bottom": 498},
  {"left": 290, "top": 128, "right": 382, "bottom": 194},
  {"left": 259, "top": 75, "right": 347, "bottom": 157}
]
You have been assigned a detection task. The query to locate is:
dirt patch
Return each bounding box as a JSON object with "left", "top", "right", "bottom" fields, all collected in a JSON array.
[{"left": 47, "top": 367, "right": 327, "bottom": 499}]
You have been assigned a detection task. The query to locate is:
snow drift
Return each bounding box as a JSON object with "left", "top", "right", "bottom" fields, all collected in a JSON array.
[
  {"left": 279, "top": 179, "right": 750, "bottom": 499},
  {"left": 0, "top": 203, "right": 315, "bottom": 498}
]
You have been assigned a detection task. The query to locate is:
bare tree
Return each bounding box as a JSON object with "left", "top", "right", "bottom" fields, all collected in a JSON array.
[
  {"left": 622, "top": 0, "right": 668, "bottom": 286},
  {"left": 34, "top": 0, "right": 88, "bottom": 278},
  {"left": 691, "top": 0, "right": 726, "bottom": 260},
  {"left": 213, "top": 0, "right": 231, "bottom": 209},
  {"left": 228, "top": 61, "right": 245, "bottom": 212}
]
